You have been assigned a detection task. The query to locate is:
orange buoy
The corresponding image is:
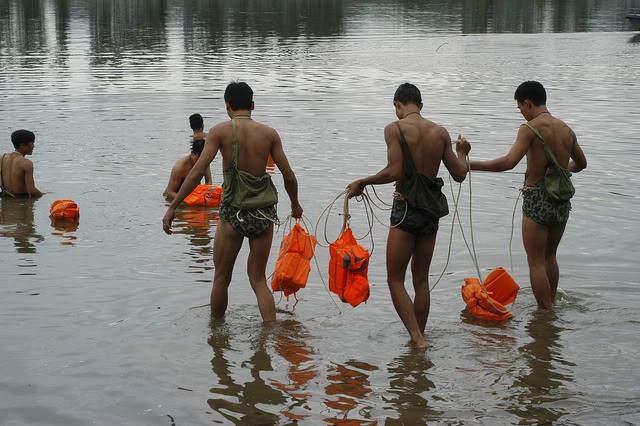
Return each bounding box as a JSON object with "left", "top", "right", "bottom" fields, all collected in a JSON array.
[
  {"left": 184, "top": 184, "right": 222, "bottom": 207},
  {"left": 50, "top": 199, "right": 80, "bottom": 221},
  {"left": 271, "top": 222, "right": 317, "bottom": 300},
  {"left": 461, "top": 267, "right": 520, "bottom": 321},
  {"left": 329, "top": 228, "right": 370, "bottom": 307}
]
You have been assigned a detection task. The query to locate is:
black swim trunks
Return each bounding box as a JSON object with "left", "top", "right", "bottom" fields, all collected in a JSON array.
[{"left": 390, "top": 199, "right": 439, "bottom": 237}]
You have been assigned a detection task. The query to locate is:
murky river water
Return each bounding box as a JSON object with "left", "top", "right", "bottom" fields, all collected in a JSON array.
[{"left": 1, "top": 1, "right": 639, "bottom": 424}]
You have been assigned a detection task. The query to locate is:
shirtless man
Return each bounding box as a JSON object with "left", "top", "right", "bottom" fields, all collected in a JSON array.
[
  {"left": 163, "top": 138, "right": 212, "bottom": 201},
  {"left": 463, "top": 81, "right": 587, "bottom": 309},
  {"left": 162, "top": 82, "right": 303, "bottom": 322},
  {"left": 190, "top": 113, "right": 207, "bottom": 141},
  {"left": 0, "top": 130, "right": 43, "bottom": 198},
  {"left": 347, "top": 83, "right": 470, "bottom": 348}
]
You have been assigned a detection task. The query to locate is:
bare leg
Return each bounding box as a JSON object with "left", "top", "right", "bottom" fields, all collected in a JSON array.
[
  {"left": 386, "top": 227, "right": 426, "bottom": 348},
  {"left": 545, "top": 222, "right": 566, "bottom": 301},
  {"left": 522, "top": 216, "right": 553, "bottom": 309},
  {"left": 247, "top": 224, "right": 276, "bottom": 322},
  {"left": 411, "top": 234, "right": 437, "bottom": 333},
  {"left": 211, "top": 219, "right": 244, "bottom": 318}
]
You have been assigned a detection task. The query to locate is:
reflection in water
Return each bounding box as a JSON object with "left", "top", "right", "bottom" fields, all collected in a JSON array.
[
  {"left": 385, "top": 352, "right": 441, "bottom": 424},
  {"left": 323, "top": 359, "right": 378, "bottom": 424},
  {"left": 86, "top": 0, "right": 168, "bottom": 73},
  {"left": 506, "top": 311, "right": 578, "bottom": 424},
  {"left": 172, "top": 206, "right": 218, "bottom": 275},
  {"left": 207, "top": 320, "right": 286, "bottom": 424},
  {"left": 269, "top": 319, "right": 318, "bottom": 421},
  {"left": 50, "top": 218, "right": 79, "bottom": 247},
  {"left": 0, "top": 198, "right": 44, "bottom": 254}
]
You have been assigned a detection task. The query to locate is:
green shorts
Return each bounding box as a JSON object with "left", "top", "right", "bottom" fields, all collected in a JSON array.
[
  {"left": 522, "top": 183, "right": 571, "bottom": 226},
  {"left": 219, "top": 203, "right": 278, "bottom": 239}
]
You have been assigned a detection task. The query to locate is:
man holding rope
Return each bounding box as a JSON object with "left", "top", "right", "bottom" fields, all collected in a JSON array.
[
  {"left": 347, "top": 83, "right": 470, "bottom": 348},
  {"left": 465, "top": 81, "right": 587, "bottom": 309},
  {"left": 163, "top": 81, "right": 303, "bottom": 322}
]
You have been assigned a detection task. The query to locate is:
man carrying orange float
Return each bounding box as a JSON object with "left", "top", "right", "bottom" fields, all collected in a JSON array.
[
  {"left": 163, "top": 81, "right": 303, "bottom": 322},
  {"left": 460, "top": 81, "right": 587, "bottom": 309},
  {"left": 347, "top": 83, "right": 470, "bottom": 348}
]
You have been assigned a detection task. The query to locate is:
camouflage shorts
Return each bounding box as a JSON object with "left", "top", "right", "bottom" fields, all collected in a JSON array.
[{"left": 219, "top": 203, "right": 278, "bottom": 239}]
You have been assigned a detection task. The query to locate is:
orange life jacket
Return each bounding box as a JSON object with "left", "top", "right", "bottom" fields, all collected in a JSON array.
[
  {"left": 461, "top": 267, "right": 520, "bottom": 321},
  {"left": 50, "top": 199, "right": 80, "bottom": 221},
  {"left": 271, "top": 223, "right": 317, "bottom": 299},
  {"left": 184, "top": 184, "right": 223, "bottom": 207},
  {"left": 329, "top": 227, "right": 370, "bottom": 307}
]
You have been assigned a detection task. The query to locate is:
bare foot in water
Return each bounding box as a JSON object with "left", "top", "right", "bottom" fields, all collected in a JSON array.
[{"left": 411, "top": 338, "right": 428, "bottom": 349}]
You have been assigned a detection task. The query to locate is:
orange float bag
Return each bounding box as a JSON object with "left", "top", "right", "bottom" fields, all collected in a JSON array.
[
  {"left": 50, "top": 199, "right": 80, "bottom": 221},
  {"left": 461, "top": 267, "right": 520, "bottom": 321},
  {"left": 184, "top": 184, "right": 223, "bottom": 207},
  {"left": 271, "top": 223, "right": 317, "bottom": 300},
  {"left": 329, "top": 228, "right": 370, "bottom": 307}
]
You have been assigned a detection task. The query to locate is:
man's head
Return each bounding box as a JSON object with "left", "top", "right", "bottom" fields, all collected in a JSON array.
[
  {"left": 514, "top": 81, "right": 546, "bottom": 106},
  {"left": 393, "top": 83, "right": 423, "bottom": 118},
  {"left": 189, "top": 113, "right": 204, "bottom": 132},
  {"left": 224, "top": 81, "right": 254, "bottom": 112},
  {"left": 394, "top": 83, "right": 422, "bottom": 106},
  {"left": 11, "top": 129, "right": 35, "bottom": 153},
  {"left": 191, "top": 139, "right": 205, "bottom": 157}
]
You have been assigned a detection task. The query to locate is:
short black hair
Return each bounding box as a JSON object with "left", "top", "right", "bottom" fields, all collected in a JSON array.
[
  {"left": 189, "top": 113, "right": 203, "bottom": 131},
  {"left": 393, "top": 83, "right": 422, "bottom": 106},
  {"left": 514, "top": 81, "right": 547, "bottom": 106},
  {"left": 191, "top": 139, "right": 205, "bottom": 155},
  {"left": 11, "top": 129, "right": 35, "bottom": 149},
  {"left": 224, "top": 81, "right": 253, "bottom": 111}
]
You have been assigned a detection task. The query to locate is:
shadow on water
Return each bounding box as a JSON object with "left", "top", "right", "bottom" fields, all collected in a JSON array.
[
  {"left": 505, "top": 310, "right": 579, "bottom": 424},
  {"left": 0, "top": 198, "right": 44, "bottom": 254},
  {"left": 322, "top": 359, "right": 378, "bottom": 424}
]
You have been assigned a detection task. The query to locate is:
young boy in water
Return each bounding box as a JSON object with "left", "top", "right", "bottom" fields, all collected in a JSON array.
[
  {"left": 461, "top": 81, "right": 587, "bottom": 309},
  {"left": 347, "top": 83, "right": 470, "bottom": 348},
  {"left": 163, "top": 82, "right": 303, "bottom": 322},
  {"left": 0, "top": 130, "right": 43, "bottom": 198}
]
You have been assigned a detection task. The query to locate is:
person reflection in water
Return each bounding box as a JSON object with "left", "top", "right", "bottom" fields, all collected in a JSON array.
[
  {"left": 207, "top": 321, "right": 286, "bottom": 424},
  {"left": 0, "top": 130, "right": 44, "bottom": 198},
  {"left": 0, "top": 198, "right": 45, "bottom": 253},
  {"left": 506, "top": 310, "right": 576, "bottom": 423}
]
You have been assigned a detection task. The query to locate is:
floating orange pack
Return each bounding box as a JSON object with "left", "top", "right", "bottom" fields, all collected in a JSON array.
[
  {"left": 329, "top": 227, "right": 370, "bottom": 307},
  {"left": 271, "top": 222, "right": 317, "bottom": 300},
  {"left": 50, "top": 199, "right": 80, "bottom": 221},
  {"left": 184, "top": 184, "right": 223, "bottom": 207},
  {"left": 461, "top": 267, "right": 520, "bottom": 321}
]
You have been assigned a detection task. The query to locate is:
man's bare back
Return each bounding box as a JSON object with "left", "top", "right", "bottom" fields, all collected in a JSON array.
[
  {"left": 519, "top": 113, "right": 579, "bottom": 186},
  {"left": 208, "top": 118, "right": 279, "bottom": 177}
]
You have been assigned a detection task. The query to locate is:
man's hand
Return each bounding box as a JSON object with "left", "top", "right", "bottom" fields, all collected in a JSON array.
[
  {"left": 291, "top": 203, "right": 303, "bottom": 219},
  {"left": 456, "top": 134, "right": 471, "bottom": 156},
  {"left": 346, "top": 179, "right": 365, "bottom": 199},
  {"left": 162, "top": 207, "right": 176, "bottom": 235}
]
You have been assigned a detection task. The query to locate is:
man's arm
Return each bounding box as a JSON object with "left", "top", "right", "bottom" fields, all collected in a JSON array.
[
  {"left": 443, "top": 131, "right": 470, "bottom": 182},
  {"left": 469, "top": 125, "right": 530, "bottom": 172},
  {"left": 163, "top": 128, "right": 219, "bottom": 234},
  {"left": 568, "top": 128, "right": 587, "bottom": 173},
  {"left": 347, "top": 123, "right": 403, "bottom": 198},
  {"left": 22, "top": 160, "right": 43, "bottom": 198},
  {"left": 270, "top": 129, "right": 302, "bottom": 219},
  {"left": 204, "top": 165, "right": 212, "bottom": 184}
]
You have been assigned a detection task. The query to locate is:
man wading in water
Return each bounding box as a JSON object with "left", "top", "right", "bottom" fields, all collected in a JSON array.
[
  {"left": 462, "top": 81, "right": 587, "bottom": 309},
  {"left": 347, "top": 83, "right": 470, "bottom": 348},
  {"left": 163, "top": 81, "right": 303, "bottom": 322}
]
